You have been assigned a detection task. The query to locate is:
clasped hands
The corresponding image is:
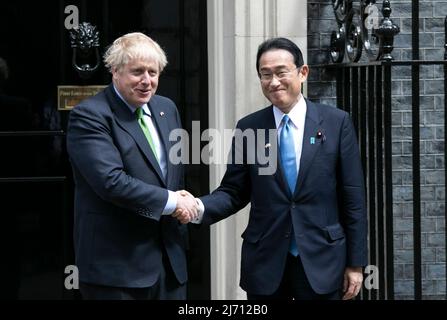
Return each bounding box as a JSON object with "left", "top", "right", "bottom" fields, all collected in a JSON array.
[{"left": 172, "top": 190, "right": 200, "bottom": 224}]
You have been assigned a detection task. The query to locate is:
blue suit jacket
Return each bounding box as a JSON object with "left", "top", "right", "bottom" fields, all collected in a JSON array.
[
  {"left": 201, "top": 99, "right": 367, "bottom": 295},
  {"left": 67, "top": 85, "right": 187, "bottom": 288}
]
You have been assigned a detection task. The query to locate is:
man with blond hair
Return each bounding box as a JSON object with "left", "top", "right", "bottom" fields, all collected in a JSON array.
[{"left": 67, "top": 32, "right": 197, "bottom": 300}]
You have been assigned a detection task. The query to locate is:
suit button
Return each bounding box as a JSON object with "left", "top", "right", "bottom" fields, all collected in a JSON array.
[
  {"left": 285, "top": 232, "right": 290, "bottom": 238},
  {"left": 291, "top": 202, "right": 296, "bottom": 209}
]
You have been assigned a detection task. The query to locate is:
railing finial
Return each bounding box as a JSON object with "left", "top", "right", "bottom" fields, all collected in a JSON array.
[{"left": 376, "top": 0, "right": 400, "bottom": 61}]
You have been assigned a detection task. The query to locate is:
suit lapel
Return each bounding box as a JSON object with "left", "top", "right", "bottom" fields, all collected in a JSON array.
[
  {"left": 294, "top": 99, "right": 323, "bottom": 196},
  {"left": 105, "top": 86, "right": 165, "bottom": 185},
  {"left": 147, "top": 98, "right": 173, "bottom": 184}
]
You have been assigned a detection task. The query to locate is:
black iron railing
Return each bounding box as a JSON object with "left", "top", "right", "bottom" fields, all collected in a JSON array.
[{"left": 312, "top": 0, "right": 447, "bottom": 300}]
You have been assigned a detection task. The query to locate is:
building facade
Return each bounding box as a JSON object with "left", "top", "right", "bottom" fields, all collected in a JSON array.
[{"left": 0, "top": 0, "right": 444, "bottom": 299}]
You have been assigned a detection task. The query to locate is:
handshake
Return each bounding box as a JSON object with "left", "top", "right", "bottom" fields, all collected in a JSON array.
[{"left": 172, "top": 190, "right": 202, "bottom": 224}]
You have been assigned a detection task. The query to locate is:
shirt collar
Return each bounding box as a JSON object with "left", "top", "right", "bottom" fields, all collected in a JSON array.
[
  {"left": 273, "top": 94, "right": 306, "bottom": 129},
  {"left": 113, "top": 84, "right": 151, "bottom": 116}
]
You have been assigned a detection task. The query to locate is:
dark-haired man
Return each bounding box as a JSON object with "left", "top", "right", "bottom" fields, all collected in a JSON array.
[{"left": 190, "top": 37, "right": 367, "bottom": 300}]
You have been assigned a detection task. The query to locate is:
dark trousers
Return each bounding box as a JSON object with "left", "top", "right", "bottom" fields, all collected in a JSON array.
[
  {"left": 247, "top": 254, "right": 341, "bottom": 300},
  {"left": 79, "top": 253, "right": 186, "bottom": 300}
]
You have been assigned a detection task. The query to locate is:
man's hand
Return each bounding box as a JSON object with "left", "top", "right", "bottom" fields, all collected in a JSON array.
[
  {"left": 172, "top": 190, "right": 198, "bottom": 224},
  {"left": 342, "top": 267, "right": 363, "bottom": 300}
]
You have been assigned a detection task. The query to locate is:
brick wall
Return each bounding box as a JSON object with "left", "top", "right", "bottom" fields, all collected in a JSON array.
[{"left": 307, "top": 0, "right": 446, "bottom": 299}]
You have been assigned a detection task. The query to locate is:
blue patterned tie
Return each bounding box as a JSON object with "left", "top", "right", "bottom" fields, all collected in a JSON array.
[{"left": 280, "top": 115, "right": 299, "bottom": 256}]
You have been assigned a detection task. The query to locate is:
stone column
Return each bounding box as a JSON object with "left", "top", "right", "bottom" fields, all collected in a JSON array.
[{"left": 207, "top": 0, "right": 307, "bottom": 299}]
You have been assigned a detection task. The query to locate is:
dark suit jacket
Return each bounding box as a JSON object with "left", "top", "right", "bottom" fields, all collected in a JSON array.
[
  {"left": 201, "top": 99, "right": 367, "bottom": 295},
  {"left": 67, "top": 85, "right": 187, "bottom": 288}
]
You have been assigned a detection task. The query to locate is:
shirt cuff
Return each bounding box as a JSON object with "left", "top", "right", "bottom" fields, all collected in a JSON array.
[
  {"left": 191, "top": 198, "right": 205, "bottom": 224},
  {"left": 162, "top": 190, "right": 178, "bottom": 215}
]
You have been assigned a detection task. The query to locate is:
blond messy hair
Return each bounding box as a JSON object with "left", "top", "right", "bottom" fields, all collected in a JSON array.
[{"left": 103, "top": 32, "right": 168, "bottom": 73}]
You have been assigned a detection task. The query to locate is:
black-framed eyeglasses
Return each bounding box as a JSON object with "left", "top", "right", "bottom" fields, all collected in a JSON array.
[{"left": 259, "top": 66, "right": 300, "bottom": 82}]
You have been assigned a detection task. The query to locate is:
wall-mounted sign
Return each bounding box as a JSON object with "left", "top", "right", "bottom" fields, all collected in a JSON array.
[{"left": 58, "top": 85, "right": 106, "bottom": 111}]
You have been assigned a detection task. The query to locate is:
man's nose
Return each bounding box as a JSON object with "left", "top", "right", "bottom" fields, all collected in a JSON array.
[
  {"left": 141, "top": 71, "right": 151, "bottom": 84},
  {"left": 269, "top": 76, "right": 281, "bottom": 87}
]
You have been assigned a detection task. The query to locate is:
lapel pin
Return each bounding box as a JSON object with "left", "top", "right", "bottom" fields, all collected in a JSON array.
[
  {"left": 310, "top": 137, "right": 315, "bottom": 145},
  {"left": 316, "top": 130, "right": 326, "bottom": 143},
  {"left": 160, "top": 111, "right": 165, "bottom": 117},
  {"left": 265, "top": 143, "right": 271, "bottom": 149}
]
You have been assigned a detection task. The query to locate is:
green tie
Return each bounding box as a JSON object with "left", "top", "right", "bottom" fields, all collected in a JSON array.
[{"left": 136, "top": 107, "right": 158, "bottom": 160}]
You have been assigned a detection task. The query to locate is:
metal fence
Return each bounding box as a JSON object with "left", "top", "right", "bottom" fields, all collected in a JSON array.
[{"left": 312, "top": 0, "right": 447, "bottom": 299}]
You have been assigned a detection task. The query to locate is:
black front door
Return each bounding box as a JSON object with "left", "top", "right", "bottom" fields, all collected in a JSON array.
[{"left": 0, "top": 0, "right": 209, "bottom": 299}]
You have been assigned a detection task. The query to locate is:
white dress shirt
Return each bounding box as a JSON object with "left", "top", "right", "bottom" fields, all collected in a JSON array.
[{"left": 273, "top": 94, "right": 307, "bottom": 175}]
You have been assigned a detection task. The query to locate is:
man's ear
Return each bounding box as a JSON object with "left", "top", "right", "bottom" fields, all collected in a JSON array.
[
  {"left": 299, "top": 65, "right": 309, "bottom": 82},
  {"left": 111, "top": 67, "right": 119, "bottom": 80}
]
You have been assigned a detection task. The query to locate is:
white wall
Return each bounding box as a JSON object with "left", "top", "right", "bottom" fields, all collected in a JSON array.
[{"left": 207, "top": 0, "right": 307, "bottom": 299}]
